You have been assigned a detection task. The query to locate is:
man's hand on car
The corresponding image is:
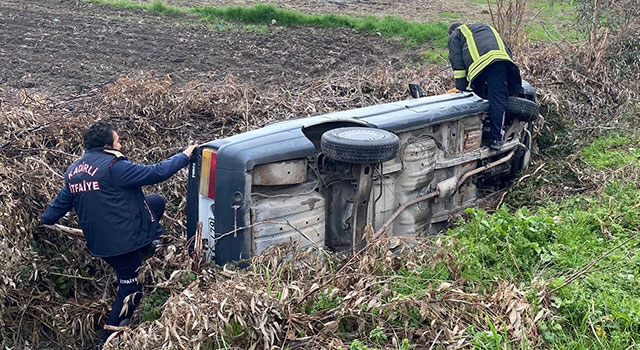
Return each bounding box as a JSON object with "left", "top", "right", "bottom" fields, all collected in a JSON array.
[
  {"left": 455, "top": 78, "right": 469, "bottom": 92},
  {"left": 183, "top": 144, "right": 198, "bottom": 158}
]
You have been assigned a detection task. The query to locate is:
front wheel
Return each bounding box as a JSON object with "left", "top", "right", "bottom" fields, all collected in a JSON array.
[{"left": 321, "top": 127, "right": 400, "bottom": 164}]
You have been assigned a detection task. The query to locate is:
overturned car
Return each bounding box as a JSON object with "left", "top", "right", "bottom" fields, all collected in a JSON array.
[{"left": 186, "top": 83, "right": 539, "bottom": 265}]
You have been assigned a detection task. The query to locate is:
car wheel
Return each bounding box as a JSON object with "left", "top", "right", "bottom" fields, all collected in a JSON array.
[
  {"left": 506, "top": 96, "right": 539, "bottom": 122},
  {"left": 321, "top": 127, "right": 400, "bottom": 164}
]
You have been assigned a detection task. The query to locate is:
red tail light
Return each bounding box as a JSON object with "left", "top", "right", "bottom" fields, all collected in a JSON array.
[{"left": 199, "top": 149, "right": 217, "bottom": 199}]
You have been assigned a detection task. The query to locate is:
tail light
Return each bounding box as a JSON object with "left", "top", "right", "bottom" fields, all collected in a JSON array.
[{"left": 199, "top": 148, "right": 217, "bottom": 199}]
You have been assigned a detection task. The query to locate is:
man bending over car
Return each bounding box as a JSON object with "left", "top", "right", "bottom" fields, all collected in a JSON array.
[{"left": 448, "top": 22, "right": 524, "bottom": 150}]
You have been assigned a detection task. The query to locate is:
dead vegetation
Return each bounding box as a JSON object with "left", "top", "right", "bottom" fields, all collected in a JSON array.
[
  {"left": 108, "top": 237, "right": 537, "bottom": 349},
  {"left": 1, "top": 33, "right": 638, "bottom": 348}
]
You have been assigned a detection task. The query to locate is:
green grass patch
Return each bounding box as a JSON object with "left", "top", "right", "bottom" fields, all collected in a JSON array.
[
  {"left": 527, "top": 1, "right": 583, "bottom": 42},
  {"left": 419, "top": 48, "right": 449, "bottom": 65},
  {"left": 192, "top": 4, "right": 450, "bottom": 48},
  {"left": 91, "top": 0, "right": 182, "bottom": 15},
  {"left": 389, "top": 263, "right": 452, "bottom": 298},
  {"left": 447, "top": 206, "right": 557, "bottom": 284},
  {"left": 89, "top": 0, "right": 451, "bottom": 48},
  {"left": 242, "top": 24, "right": 271, "bottom": 34},
  {"left": 443, "top": 180, "right": 640, "bottom": 347},
  {"left": 581, "top": 134, "right": 640, "bottom": 170},
  {"left": 437, "top": 12, "right": 462, "bottom": 22}
]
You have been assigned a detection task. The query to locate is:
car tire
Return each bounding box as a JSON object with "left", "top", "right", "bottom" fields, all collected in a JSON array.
[
  {"left": 321, "top": 127, "right": 400, "bottom": 164},
  {"left": 506, "top": 96, "right": 539, "bottom": 122}
]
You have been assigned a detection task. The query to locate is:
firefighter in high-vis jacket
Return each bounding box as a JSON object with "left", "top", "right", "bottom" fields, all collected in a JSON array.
[
  {"left": 41, "top": 122, "right": 197, "bottom": 344},
  {"left": 447, "top": 22, "right": 524, "bottom": 150}
]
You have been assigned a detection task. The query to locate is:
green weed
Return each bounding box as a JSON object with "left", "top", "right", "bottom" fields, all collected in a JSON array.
[
  {"left": 447, "top": 206, "right": 557, "bottom": 283},
  {"left": 242, "top": 24, "right": 270, "bottom": 34},
  {"left": 368, "top": 326, "right": 387, "bottom": 344},
  {"left": 445, "top": 181, "right": 640, "bottom": 347},
  {"left": 399, "top": 338, "right": 411, "bottom": 350},
  {"left": 181, "top": 271, "right": 197, "bottom": 285},
  {"left": 471, "top": 320, "right": 509, "bottom": 349},
  {"left": 348, "top": 339, "right": 375, "bottom": 350},
  {"left": 141, "top": 289, "right": 169, "bottom": 322},
  {"left": 147, "top": 1, "right": 181, "bottom": 15},
  {"left": 52, "top": 273, "right": 75, "bottom": 297},
  {"left": 303, "top": 287, "right": 339, "bottom": 314},
  {"left": 339, "top": 337, "right": 410, "bottom": 350},
  {"left": 223, "top": 321, "right": 244, "bottom": 338}
]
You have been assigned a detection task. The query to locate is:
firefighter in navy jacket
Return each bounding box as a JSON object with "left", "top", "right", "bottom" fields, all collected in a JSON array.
[
  {"left": 41, "top": 122, "right": 197, "bottom": 343},
  {"left": 448, "top": 22, "right": 523, "bottom": 150}
]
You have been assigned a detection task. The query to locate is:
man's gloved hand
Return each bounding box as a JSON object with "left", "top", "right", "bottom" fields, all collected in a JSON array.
[
  {"left": 446, "top": 87, "right": 458, "bottom": 94},
  {"left": 455, "top": 78, "right": 469, "bottom": 92}
]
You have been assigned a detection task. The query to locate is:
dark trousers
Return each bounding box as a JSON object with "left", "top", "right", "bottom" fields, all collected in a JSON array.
[
  {"left": 100, "top": 194, "right": 165, "bottom": 341},
  {"left": 472, "top": 61, "right": 510, "bottom": 142}
]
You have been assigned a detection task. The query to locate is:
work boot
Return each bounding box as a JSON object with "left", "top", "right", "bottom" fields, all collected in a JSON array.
[
  {"left": 489, "top": 139, "right": 504, "bottom": 150},
  {"left": 104, "top": 330, "right": 124, "bottom": 346},
  {"left": 102, "top": 319, "right": 130, "bottom": 348}
]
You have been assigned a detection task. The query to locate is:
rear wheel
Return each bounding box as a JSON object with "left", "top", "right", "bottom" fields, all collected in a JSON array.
[{"left": 321, "top": 127, "right": 400, "bottom": 164}]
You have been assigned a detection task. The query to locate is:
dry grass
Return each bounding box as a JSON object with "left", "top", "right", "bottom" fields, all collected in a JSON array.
[
  {"left": 105, "top": 237, "right": 536, "bottom": 349},
  {"left": 0, "top": 64, "right": 451, "bottom": 349}
]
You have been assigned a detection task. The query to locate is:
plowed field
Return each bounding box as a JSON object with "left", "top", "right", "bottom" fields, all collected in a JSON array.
[{"left": 0, "top": 0, "right": 449, "bottom": 101}]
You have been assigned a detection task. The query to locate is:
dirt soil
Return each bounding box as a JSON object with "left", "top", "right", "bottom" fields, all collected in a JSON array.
[
  {"left": 0, "top": 0, "right": 421, "bottom": 102},
  {"left": 0, "top": 0, "right": 494, "bottom": 104}
]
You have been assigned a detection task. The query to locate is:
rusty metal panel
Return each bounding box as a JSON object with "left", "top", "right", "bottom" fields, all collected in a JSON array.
[
  {"left": 251, "top": 191, "right": 325, "bottom": 254},
  {"left": 463, "top": 127, "right": 482, "bottom": 153},
  {"left": 251, "top": 159, "right": 307, "bottom": 186}
]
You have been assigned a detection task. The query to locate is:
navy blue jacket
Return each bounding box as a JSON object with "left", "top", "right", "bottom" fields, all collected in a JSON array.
[{"left": 41, "top": 148, "right": 190, "bottom": 257}]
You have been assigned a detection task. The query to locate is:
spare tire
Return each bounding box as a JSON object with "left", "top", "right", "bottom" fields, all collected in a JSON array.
[
  {"left": 321, "top": 127, "right": 400, "bottom": 164},
  {"left": 506, "top": 96, "right": 539, "bottom": 122}
]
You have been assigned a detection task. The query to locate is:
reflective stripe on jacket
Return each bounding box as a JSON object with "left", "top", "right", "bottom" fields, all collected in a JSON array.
[{"left": 448, "top": 23, "right": 515, "bottom": 84}]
